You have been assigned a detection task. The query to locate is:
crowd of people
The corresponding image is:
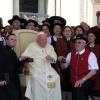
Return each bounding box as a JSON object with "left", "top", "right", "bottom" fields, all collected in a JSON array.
[{"left": 0, "top": 11, "right": 100, "bottom": 100}]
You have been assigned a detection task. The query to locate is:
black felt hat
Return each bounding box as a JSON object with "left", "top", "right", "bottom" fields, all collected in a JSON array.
[
  {"left": 20, "top": 18, "right": 27, "bottom": 24},
  {"left": 8, "top": 15, "right": 21, "bottom": 25},
  {"left": 49, "top": 16, "right": 66, "bottom": 26},
  {"left": 42, "top": 18, "right": 51, "bottom": 25},
  {"left": 25, "top": 19, "right": 38, "bottom": 27},
  {"left": 52, "top": 23, "right": 64, "bottom": 29}
]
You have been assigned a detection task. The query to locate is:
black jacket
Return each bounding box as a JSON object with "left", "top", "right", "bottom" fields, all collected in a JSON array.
[
  {"left": 0, "top": 45, "right": 22, "bottom": 100},
  {"left": 0, "top": 45, "right": 6, "bottom": 81}
]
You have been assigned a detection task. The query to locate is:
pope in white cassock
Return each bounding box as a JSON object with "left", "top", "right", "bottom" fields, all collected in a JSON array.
[{"left": 21, "top": 32, "right": 62, "bottom": 100}]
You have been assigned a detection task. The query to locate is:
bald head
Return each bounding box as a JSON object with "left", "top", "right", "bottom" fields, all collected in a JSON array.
[{"left": 36, "top": 32, "right": 47, "bottom": 48}]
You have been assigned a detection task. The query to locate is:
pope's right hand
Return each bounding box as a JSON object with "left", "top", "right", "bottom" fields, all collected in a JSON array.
[{"left": 46, "top": 55, "right": 53, "bottom": 62}]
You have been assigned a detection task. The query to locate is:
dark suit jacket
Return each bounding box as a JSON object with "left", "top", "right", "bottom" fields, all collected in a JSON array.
[
  {"left": 0, "top": 45, "right": 6, "bottom": 81},
  {"left": 0, "top": 45, "right": 22, "bottom": 100}
]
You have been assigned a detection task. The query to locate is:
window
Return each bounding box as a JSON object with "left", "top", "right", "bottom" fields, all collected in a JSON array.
[{"left": 19, "top": 0, "right": 38, "bottom": 13}]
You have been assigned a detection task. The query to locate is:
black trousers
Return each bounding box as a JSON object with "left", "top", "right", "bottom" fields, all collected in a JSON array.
[
  {"left": 0, "top": 83, "right": 22, "bottom": 100},
  {"left": 72, "top": 80, "right": 95, "bottom": 100}
]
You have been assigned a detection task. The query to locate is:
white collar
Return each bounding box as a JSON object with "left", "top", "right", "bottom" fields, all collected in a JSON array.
[
  {"left": 89, "top": 44, "right": 95, "bottom": 47},
  {"left": 66, "top": 37, "right": 71, "bottom": 41},
  {"left": 53, "top": 35, "right": 57, "bottom": 39},
  {"left": 76, "top": 49, "right": 85, "bottom": 55}
]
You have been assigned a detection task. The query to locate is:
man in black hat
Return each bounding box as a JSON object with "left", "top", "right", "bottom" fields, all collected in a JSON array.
[
  {"left": 8, "top": 15, "right": 21, "bottom": 31},
  {"left": 58, "top": 34, "right": 99, "bottom": 100}
]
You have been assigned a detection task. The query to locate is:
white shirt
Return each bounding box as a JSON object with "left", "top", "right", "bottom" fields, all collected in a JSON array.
[
  {"left": 65, "top": 49, "right": 99, "bottom": 70},
  {"left": 47, "top": 36, "right": 57, "bottom": 44},
  {"left": 0, "top": 36, "right": 6, "bottom": 45}
]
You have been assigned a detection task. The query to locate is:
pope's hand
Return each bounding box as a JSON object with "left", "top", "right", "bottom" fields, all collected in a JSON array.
[
  {"left": 46, "top": 55, "right": 53, "bottom": 62},
  {"left": 19, "top": 56, "right": 34, "bottom": 62}
]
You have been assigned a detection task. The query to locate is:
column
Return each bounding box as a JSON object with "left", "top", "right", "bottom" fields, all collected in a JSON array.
[
  {"left": 55, "top": 0, "right": 61, "bottom": 16},
  {"left": 13, "top": 0, "right": 19, "bottom": 15},
  {"left": 87, "top": 0, "right": 94, "bottom": 26},
  {"left": 38, "top": 0, "right": 45, "bottom": 14},
  {"left": 80, "top": 0, "right": 85, "bottom": 22},
  {"left": 47, "top": 0, "right": 56, "bottom": 16}
]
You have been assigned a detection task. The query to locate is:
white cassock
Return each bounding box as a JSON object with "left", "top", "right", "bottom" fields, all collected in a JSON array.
[{"left": 22, "top": 42, "right": 62, "bottom": 100}]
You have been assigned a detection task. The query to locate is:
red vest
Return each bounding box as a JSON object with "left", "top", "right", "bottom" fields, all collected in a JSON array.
[{"left": 70, "top": 50, "right": 91, "bottom": 84}]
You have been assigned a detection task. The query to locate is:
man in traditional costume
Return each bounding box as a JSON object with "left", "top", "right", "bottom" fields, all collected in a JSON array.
[{"left": 58, "top": 34, "right": 99, "bottom": 100}]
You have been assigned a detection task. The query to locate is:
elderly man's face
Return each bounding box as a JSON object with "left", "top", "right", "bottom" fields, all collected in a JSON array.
[
  {"left": 37, "top": 34, "right": 47, "bottom": 48},
  {"left": 75, "top": 39, "right": 86, "bottom": 51}
]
